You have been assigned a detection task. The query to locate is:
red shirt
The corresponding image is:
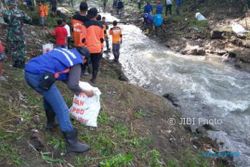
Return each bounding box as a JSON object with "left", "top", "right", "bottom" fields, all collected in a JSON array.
[
  {"left": 52, "top": 26, "right": 67, "bottom": 45},
  {"left": 0, "top": 42, "right": 4, "bottom": 53}
]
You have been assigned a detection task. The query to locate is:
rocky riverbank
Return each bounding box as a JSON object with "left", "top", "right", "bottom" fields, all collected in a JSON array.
[{"left": 120, "top": 0, "right": 250, "bottom": 72}]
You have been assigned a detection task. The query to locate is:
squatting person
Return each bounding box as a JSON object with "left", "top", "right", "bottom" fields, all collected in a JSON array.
[{"left": 24, "top": 47, "right": 93, "bottom": 153}]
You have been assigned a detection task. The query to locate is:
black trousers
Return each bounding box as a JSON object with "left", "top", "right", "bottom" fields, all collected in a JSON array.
[
  {"left": 166, "top": 4, "right": 172, "bottom": 15},
  {"left": 90, "top": 53, "right": 102, "bottom": 79}
]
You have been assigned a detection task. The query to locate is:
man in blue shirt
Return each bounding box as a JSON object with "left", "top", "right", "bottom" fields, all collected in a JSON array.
[
  {"left": 144, "top": 2, "right": 153, "bottom": 14},
  {"left": 156, "top": 0, "right": 163, "bottom": 14},
  {"left": 25, "top": 47, "right": 93, "bottom": 153}
]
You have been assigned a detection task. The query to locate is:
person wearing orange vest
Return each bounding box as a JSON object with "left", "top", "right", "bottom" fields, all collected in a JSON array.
[
  {"left": 85, "top": 8, "right": 104, "bottom": 84},
  {"left": 71, "top": 2, "right": 88, "bottom": 48},
  {"left": 44, "top": 2, "right": 49, "bottom": 23},
  {"left": 109, "top": 20, "right": 122, "bottom": 63},
  {"left": 102, "top": 16, "right": 110, "bottom": 52},
  {"left": 96, "top": 14, "right": 104, "bottom": 50},
  {"left": 38, "top": 0, "right": 47, "bottom": 28},
  {"left": 71, "top": 2, "right": 90, "bottom": 76}
]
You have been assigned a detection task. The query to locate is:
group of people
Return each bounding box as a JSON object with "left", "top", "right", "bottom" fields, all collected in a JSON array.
[
  {"left": 142, "top": 0, "right": 183, "bottom": 34},
  {"left": 143, "top": 0, "right": 183, "bottom": 16},
  {"left": 112, "top": 0, "right": 124, "bottom": 17},
  {"left": 0, "top": 0, "right": 123, "bottom": 153}
]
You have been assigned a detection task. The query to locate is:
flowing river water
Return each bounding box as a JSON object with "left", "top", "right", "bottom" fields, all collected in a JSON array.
[
  {"left": 85, "top": 1, "right": 250, "bottom": 166},
  {"left": 118, "top": 25, "right": 250, "bottom": 167},
  {"left": 106, "top": 17, "right": 250, "bottom": 167}
]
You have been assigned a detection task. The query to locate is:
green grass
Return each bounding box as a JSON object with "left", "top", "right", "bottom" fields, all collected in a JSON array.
[
  {"left": 148, "top": 149, "right": 164, "bottom": 167},
  {"left": 98, "top": 111, "right": 111, "bottom": 125},
  {"left": 99, "top": 153, "right": 133, "bottom": 167},
  {"left": 133, "top": 108, "right": 147, "bottom": 119},
  {"left": 113, "top": 122, "right": 129, "bottom": 138},
  {"left": 127, "top": 136, "right": 152, "bottom": 148},
  {"left": 47, "top": 136, "right": 66, "bottom": 150},
  {"left": 95, "top": 133, "right": 117, "bottom": 155},
  {"left": 41, "top": 152, "right": 65, "bottom": 164},
  {"left": 0, "top": 142, "right": 23, "bottom": 166}
]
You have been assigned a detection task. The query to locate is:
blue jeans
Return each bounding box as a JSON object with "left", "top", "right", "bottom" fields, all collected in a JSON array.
[{"left": 24, "top": 72, "right": 73, "bottom": 132}]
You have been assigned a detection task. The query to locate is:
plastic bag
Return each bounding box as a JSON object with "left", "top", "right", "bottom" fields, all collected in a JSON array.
[
  {"left": 232, "top": 23, "right": 246, "bottom": 36},
  {"left": 42, "top": 43, "right": 54, "bottom": 54},
  {"left": 69, "top": 82, "right": 101, "bottom": 127},
  {"left": 195, "top": 12, "right": 207, "bottom": 21}
]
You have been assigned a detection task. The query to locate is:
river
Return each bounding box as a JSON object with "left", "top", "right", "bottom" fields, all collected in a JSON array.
[{"left": 105, "top": 16, "right": 250, "bottom": 167}]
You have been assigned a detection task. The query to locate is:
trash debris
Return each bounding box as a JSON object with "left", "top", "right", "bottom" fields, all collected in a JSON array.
[
  {"left": 70, "top": 82, "right": 101, "bottom": 127},
  {"left": 42, "top": 43, "right": 54, "bottom": 54},
  {"left": 195, "top": 12, "right": 207, "bottom": 21},
  {"left": 232, "top": 23, "right": 247, "bottom": 36}
]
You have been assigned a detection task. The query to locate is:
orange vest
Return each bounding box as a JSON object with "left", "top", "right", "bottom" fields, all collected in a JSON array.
[
  {"left": 38, "top": 4, "right": 46, "bottom": 17},
  {"left": 109, "top": 26, "right": 122, "bottom": 44},
  {"left": 86, "top": 21, "right": 104, "bottom": 54},
  {"left": 71, "top": 19, "right": 87, "bottom": 47},
  {"left": 45, "top": 4, "right": 49, "bottom": 16}
]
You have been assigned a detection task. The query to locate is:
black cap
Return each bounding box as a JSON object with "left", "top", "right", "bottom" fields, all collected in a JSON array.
[
  {"left": 76, "top": 47, "right": 90, "bottom": 58},
  {"left": 87, "top": 8, "right": 98, "bottom": 19},
  {"left": 80, "top": 2, "right": 88, "bottom": 11}
]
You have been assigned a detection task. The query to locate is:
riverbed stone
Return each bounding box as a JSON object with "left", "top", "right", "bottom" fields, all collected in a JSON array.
[{"left": 210, "top": 30, "right": 224, "bottom": 39}]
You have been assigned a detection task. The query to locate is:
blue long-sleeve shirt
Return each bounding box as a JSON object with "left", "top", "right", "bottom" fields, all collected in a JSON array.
[
  {"left": 176, "top": 0, "right": 182, "bottom": 6},
  {"left": 144, "top": 4, "right": 153, "bottom": 13},
  {"left": 156, "top": 4, "right": 163, "bottom": 14}
]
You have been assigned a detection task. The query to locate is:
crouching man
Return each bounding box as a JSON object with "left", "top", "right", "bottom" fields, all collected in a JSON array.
[{"left": 24, "top": 47, "right": 93, "bottom": 153}]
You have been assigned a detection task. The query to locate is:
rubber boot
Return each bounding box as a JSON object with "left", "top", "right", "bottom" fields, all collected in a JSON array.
[
  {"left": 45, "top": 109, "right": 57, "bottom": 131},
  {"left": 63, "top": 128, "right": 90, "bottom": 153}
]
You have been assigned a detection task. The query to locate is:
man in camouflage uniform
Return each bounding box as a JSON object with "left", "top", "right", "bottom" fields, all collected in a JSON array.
[{"left": 2, "top": 0, "right": 31, "bottom": 68}]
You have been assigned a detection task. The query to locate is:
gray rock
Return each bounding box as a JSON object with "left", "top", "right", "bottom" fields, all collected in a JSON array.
[
  {"left": 163, "top": 93, "right": 179, "bottom": 107},
  {"left": 30, "top": 129, "right": 45, "bottom": 151},
  {"left": 210, "top": 30, "right": 224, "bottom": 39}
]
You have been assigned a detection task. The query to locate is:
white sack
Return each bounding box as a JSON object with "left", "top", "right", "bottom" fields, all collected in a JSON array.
[{"left": 70, "top": 82, "right": 101, "bottom": 127}]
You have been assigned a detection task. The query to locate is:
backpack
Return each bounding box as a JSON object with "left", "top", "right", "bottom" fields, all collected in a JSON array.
[
  {"left": 71, "top": 19, "right": 87, "bottom": 47},
  {"left": 153, "top": 14, "right": 163, "bottom": 27}
]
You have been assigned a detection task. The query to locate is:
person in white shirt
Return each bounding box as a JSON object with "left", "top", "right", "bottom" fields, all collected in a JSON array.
[
  {"left": 63, "top": 18, "right": 71, "bottom": 48},
  {"left": 165, "top": 0, "right": 172, "bottom": 16}
]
